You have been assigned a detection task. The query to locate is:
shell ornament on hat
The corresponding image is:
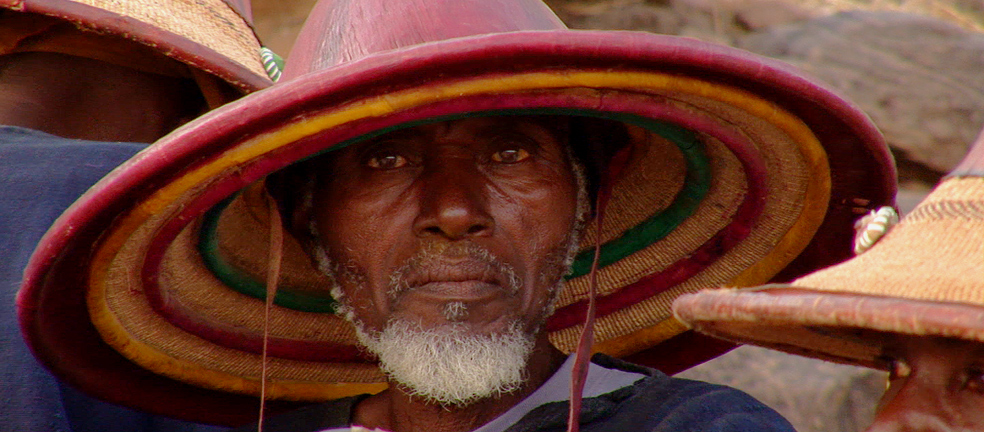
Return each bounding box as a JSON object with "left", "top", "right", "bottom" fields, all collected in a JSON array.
[
  {"left": 18, "top": 0, "right": 895, "bottom": 425},
  {"left": 674, "top": 129, "right": 984, "bottom": 371},
  {"left": 0, "top": 0, "right": 271, "bottom": 98}
]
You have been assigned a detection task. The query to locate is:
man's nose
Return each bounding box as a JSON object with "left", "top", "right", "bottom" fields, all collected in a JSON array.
[{"left": 412, "top": 161, "right": 494, "bottom": 239}]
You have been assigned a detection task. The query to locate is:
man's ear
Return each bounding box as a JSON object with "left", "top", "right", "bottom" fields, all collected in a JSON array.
[
  {"left": 568, "top": 116, "right": 632, "bottom": 217},
  {"left": 264, "top": 168, "right": 320, "bottom": 265}
]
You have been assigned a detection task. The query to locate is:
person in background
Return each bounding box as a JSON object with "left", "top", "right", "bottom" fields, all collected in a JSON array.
[
  {"left": 675, "top": 127, "right": 984, "bottom": 432},
  {"left": 0, "top": 1, "right": 270, "bottom": 430}
]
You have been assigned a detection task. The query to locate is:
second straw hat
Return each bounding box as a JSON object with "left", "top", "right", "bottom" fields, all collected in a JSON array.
[
  {"left": 0, "top": 0, "right": 271, "bottom": 95},
  {"left": 674, "top": 130, "right": 984, "bottom": 369}
]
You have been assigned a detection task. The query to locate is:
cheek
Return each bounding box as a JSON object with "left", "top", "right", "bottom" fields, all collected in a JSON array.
[
  {"left": 520, "top": 173, "right": 579, "bottom": 243},
  {"left": 314, "top": 179, "right": 412, "bottom": 258},
  {"left": 493, "top": 170, "right": 580, "bottom": 279},
  {"left": 968, "top": 406, "right": 984, "bottom": 429},
  {"left": 311, "top": 184, "right": 415, "bottom": 321},
  {"left": 496, "top": 161, "right": 579, "bottom": 220}
]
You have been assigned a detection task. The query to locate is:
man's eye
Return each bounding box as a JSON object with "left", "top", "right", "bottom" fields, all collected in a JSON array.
[
  {"left": 367, "top": 154, "right": 408, "bottom": 169},
  {"left": 964, "top": 367, "right": 984, "bottom": 394},
  {"left": 491, "top": 148, "right": 530, "bottom": 164}
]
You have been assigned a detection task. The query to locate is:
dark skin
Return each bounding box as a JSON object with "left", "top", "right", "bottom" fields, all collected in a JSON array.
[
  {"left": 295, "top": 117, "right": 578, "bottom": 432},
  {"left": 868, "top": 335, "right": 984, "bottom": 432},
  {"left": 0, "top": 51, "right": 205, "bottom": 143}
]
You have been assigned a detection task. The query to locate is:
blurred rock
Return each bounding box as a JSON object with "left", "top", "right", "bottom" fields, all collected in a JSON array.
[
  {"left": 546, "top": 2, "right": 984, "bottom": 183},
  {"left": 677, "top": 346, "right": 886, "bottom": 432},
  {"left": 252, "top": 0, "right": 318, "bottom": 58},
  {"left": 732, "top": 0, "right": 813, "bottom": 31},
  {"left": 738, "top": 11, "right": 984, "bottom": 174},
  {"left": 549, "top": 0, "right": 814, "bottom": 44}
]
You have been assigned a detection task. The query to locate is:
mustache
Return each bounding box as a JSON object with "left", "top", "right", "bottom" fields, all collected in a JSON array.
[{"left": 387, "top": 242, "right": 522, "bottom": 299}]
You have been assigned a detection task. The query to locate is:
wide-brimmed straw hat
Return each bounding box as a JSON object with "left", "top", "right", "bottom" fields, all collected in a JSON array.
[
  {"left": 19, "top": 0, "right": 895, "bottom": 425},
  {"left": 674, "top": 130, "right": 984, "bottom": 370},
  {"left": 0, "top": 0, "right": 271, "bottom": 100}
]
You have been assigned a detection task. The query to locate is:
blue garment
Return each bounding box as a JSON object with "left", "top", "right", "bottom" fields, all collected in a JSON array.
[
  {"left": 0, "top": 126, "right": 226, "bottom": 432},
  {"left": 243, "top": 354, "right": 796, "bottom": 432}
]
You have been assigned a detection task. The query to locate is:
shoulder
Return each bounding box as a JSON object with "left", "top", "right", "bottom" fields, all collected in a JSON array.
[
  {"left": 230, "top": 396, "right": 365, "bottom": 432},
  {"left": 590, "top": 355, "right": 796, "bottom": 432},
  {"left": 0, "top": 125, "right": 144, "bottom": 165},
  {"left": 0, "top": 125, "right": 145, "bottom": 150}
]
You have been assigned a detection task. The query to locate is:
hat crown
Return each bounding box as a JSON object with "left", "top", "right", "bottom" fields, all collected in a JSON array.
[
  {"left": 282, "top": 0, "right": 567, "bottom": 80},
  {"left": 222, "top": 0, "right": 253, "bottom": 23}
]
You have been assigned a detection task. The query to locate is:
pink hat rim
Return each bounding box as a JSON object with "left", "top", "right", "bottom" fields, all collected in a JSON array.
[{"left": 673, "top": 288, "right": 984, "bottom": 369}]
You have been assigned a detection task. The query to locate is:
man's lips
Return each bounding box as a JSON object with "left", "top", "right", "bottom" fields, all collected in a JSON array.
[
  {"left": 409, "top": 280, "right": 505, "bottom": 302},
  {"left": 403, "top": 259, "right": 503, "bottom": 284},
  {"left": 394, "top": 260, "right": 513, "bottom": 301}
]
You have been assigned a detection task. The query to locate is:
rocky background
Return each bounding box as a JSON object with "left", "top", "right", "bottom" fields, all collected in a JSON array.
[{"left": 250, "top": 2, "right": 984, "bottom": 431}]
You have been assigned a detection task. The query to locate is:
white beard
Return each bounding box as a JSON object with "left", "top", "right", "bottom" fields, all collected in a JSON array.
[{"left": 354, "top": 320, "right": 535, "bottom": 406}]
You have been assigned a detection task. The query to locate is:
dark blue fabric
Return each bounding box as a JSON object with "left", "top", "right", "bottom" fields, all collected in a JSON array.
[
  {"left": 243, "top": 354, "right": 795, "bottom": 432},
  {"left": 0, "top": 126, "right": 226, "bottom": 432},
  {"left": 508, "top": 355, "right": 796, "bottom": 432}
]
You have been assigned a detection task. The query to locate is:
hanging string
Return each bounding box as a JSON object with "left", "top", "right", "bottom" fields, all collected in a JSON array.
[
  {"left": 565, "top": 202, "right": 602, "bottom": 432},
  {"left": 259, "top": 186, "right": 285, "bottom": 432},
  {"left": 566, "top": 144, "right": 632, "bottom": 432}
]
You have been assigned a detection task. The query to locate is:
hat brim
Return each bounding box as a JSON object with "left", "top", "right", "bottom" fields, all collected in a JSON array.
[
  {"left": 673, "top": 288, "right": 984, "bottom": 369},
  {"left": 675, "top": 176, "right": 984, "bottom": 368},
  {"left": 5, "top": 0, "right": 270, "bottom": 92},
  {"left": 20, "top": 30, "right": 894, "bottom": 424}
]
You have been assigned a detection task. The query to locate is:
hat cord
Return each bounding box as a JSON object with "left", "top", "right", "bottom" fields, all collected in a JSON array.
[
  {"left": 259, "top": 187, "right": 285, "bottom": 432},
  {"left": 566, "top": 205, "right": 601, "bottom": 432},
  {"left": 567, "top": 145, "right": 632, "bottom": 432}
]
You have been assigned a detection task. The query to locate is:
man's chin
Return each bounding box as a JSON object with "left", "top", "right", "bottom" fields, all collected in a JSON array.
[{"left": 355, "top": 320, "right": 535, "bottom": 406}]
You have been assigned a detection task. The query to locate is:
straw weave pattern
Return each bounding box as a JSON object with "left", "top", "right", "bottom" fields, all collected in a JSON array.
[
  {"left": 70, "top": 0, "right": 265, "bottom": 77},
  {"left": 100, "top": 183, "right": 386, "bottom": 391},
  {"left": 794, "top": 177, "right": 984, "bottom": 305},
  {"left": 553, "top": 90, "right": 814, "bottom": 352},
  {"left": 905, "top": 199, "right": 984, "bottom": 222}
]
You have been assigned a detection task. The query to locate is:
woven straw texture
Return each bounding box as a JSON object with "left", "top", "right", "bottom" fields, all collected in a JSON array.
[
  {"left": 793, "top": 177, "right": 984, "bottom": 303},
  {"left": 555, "top": 90, "right": 815, "bottom": 352},
  {"left": 0, "top": 12, "right": 191, "bottom": 77},
  {"left": 674, "top": 176, "right": 984, "bottom": 368},
  {"left": 69, "top": 0, "right": 263, "bottom": 76},
  {"left": 2, "top": 0, "right": 266, "bottom": 85}
]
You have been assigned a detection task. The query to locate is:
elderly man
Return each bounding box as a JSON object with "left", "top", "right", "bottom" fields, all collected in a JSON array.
[
  {"left": 674, "top": 128, "right": 984, "bottom": 431},
  {"left": 0, "top": 1, "right": 269, "bottom": 431},
  {"left": 256, "top": 115, "right": 767, "bottom": 431},
  {"left": 17, "top": 0, "right": 896, "bottom": 430}
]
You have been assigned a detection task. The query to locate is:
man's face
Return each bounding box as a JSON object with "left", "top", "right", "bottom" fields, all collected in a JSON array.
[
  {"left": 867, "top": 335, "right": 984, "bottom": 432},
  {"left": 308, "top": 115, "right": 582, "bottom": 333},
  {"left": 300, "top": 116, "right": 584, "bottom": 404}
]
